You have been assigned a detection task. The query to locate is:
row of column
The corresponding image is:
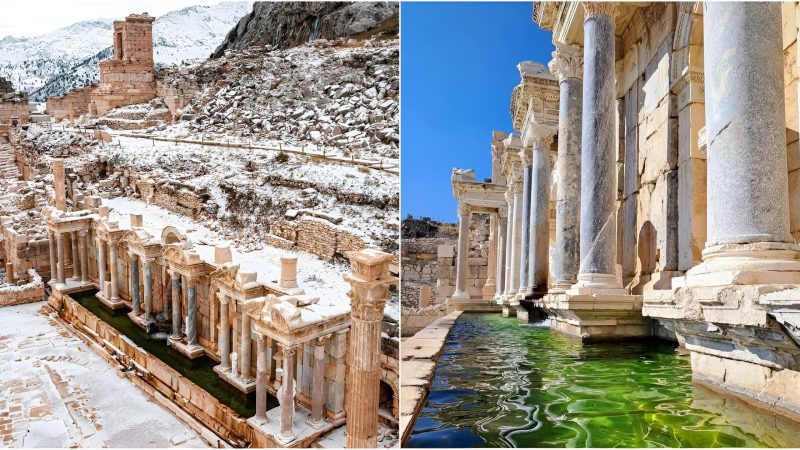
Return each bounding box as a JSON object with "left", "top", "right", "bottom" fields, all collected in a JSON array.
[
  {"left": 48, "top": 230, "right": 89, "bottom": 285},
  {"left": 168, "top": 270, "right": 199, "bottom": 347},
  {"left": 495, "top": 2, "right": 793, "bottom": 299}
]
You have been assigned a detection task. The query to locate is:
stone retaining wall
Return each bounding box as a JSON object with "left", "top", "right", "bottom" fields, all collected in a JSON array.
[{"left": 0, "top": 269, "right": 44, "bottom": 307}]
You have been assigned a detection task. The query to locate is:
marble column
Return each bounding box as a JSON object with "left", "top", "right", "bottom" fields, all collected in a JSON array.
[
  {"left": 130, "top": 254, "right": 140, "bottom": 315},
  {"left": 240, "top": 310, "right": 253, "bottom": 381},
  {"left": 702, "top": 2, "right": 794, "bottom": 258},
  {"left": 549, "top": 43, "right": 584, "bottom": 289},
  {"left": 109, "top": 243, "right": 120, "bottom": 300},
  {"left": 343, "top": 249, "right": 393, "bottom": 448},
  {"left": 170, "top": 271, "right": 181, "bottom": 340},
  {"left": 452, "top": 203, "right": 471, "bottom": 300},
  {"left": 48, "top": 231, "right": 57, "bottom": 283},
  {"left": 529, "top": 130, "right": 554, "bottom": 293},
  {"left": 518, "top": 155, "right": 533, "bottom": 296},
  {"left": 279, "top": 345, "right": 297, "bottom": 443},
  {"left": 79, "top": 231, "right": 88, "bottom": 283},
  {"left": 494, "top": 209, "right": 507, "bottom": 300},
  {"left": 56, "top": 233, "right": 65, "bottom": 284},
  {"left": 219, "top": 295, "right": 231, "bottom": 370},
  {"left": 186, "top": 280, "right": 197, "bottom": 346},
  {"left": 70, "top": 232, "right": 80, "bottom": 280},
  {"left": 143, "top": 258, "right": 153, "bottom": 322},
  {"left": 308, "top": 336, "right": 326, "bottom": 428},
  {"left": 502, "top": 191, "right": 514, "bottom": 298},
  {"left": 483, "top": 214, "right": 498, "bottom": 297},
  {"left": 508, "top": 179, "right": 523, "bottom": 295},
  {"left": 575, "top": 2, "right": 620, "bottom": 289},
  {"left": 255, "top": 334, "right": 268, "bottom": 422},
  {"left": 96, "top": 237, "right": 106, "bottom": 289}
]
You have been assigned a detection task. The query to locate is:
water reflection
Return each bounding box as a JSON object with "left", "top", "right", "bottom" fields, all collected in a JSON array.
[{"left": 407, "top": 313, "right": 800, "bottom": 448}]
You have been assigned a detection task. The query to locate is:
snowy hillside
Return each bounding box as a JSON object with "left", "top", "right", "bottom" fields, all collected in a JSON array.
[{"left": 0, "top": 1, "right": 252, "bottom": 101}]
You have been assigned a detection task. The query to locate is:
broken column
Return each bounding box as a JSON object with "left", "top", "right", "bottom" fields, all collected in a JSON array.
[
  {"left": 53, "top": 159, "right": 67, "bottom": 211},
  {"left": 343, "top": 249, "right": 394, "bottom": 448},
  {"left": 279, "top": 256, "right": 298, "bottom": 289}
]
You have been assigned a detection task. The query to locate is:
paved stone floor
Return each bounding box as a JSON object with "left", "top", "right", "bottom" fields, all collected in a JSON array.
[{"left": 0, "top": 302, "right": 208, "bottom": 448}]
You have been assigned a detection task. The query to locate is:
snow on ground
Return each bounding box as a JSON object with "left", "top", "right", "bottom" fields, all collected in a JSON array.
[
  {"left": 105, "top": 196, "right": 354, "bottom": 315},
  {"left": 0, "top": 302, "right": 208, "bottom": 448}
]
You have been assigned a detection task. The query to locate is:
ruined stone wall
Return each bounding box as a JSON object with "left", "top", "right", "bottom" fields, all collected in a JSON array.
[
  {"left": 47, "top": 86, "right": 94, "bottom": 122},
  {"left": 0, "top": 270, "right": 44, "bottom": 307},
  {"left": 158, "top": 73, "right": 200, "bottom": 119},
  {"left": 0, "top": 225, "right": 50, "bottom": 280},
  {"left": 0, "top": 93, "right": 30, "bottom": 126},
  {"left": 293, "top": 216, "right": 368, "bottom": 261},
  {"left": 615, "top": 3, "right": 680, "bottom": 293}
]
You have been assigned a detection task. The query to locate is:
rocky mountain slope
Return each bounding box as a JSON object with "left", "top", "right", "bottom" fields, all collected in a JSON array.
[
  {"left": 162, "top": 39, "right": 399, "bottom": 161},
  {"left": 212, "top": 1, "right": 398, "bottom": 57},
  {"left": 0, "top": 1, "right": 252, "bottom": 101}
]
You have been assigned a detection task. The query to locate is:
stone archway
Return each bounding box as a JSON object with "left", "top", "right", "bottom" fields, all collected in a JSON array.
[{"left": 672, "top": 2, "right": 706, "bottom": 272}]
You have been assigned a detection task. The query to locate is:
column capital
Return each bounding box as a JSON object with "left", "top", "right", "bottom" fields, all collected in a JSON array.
[
  {"left": 343, "top": 249, "right": 394, "bottom": 322},
  {"left": 314, "top": 335, "right": 329, "bottom": 346},
  {"left": 504, "top": 189, "right": 514, "bottom": 204},
  {"left": 498, "top": 205, "right": 508, "bottom": 220},
  {"left": 549, "top": 43, "right": 583, "bottom": 82},
  {"left": 55, "top": 232, "right": 64, "bottom": 242},
  {"left": 78, "top": 229, "right": 88, "bottom": 238},
  {"left": 219, "top": 293, "right": 230, "bottom": 305},
  {"left": 257, "top": 333, "right": 270, "bottom": 344},
  {"left": 186, "top": 277, "right": 197, "bottom": 289},
  {"left": 281, "top": 343, "right": 299, "bottom": 356},
  {"left": 531, "top": 124, "right": 556, "bottom": 150},
  {"left": 457, "top": 202, "right": 471, "bottom": 219},
  {"left": 583, "top": 2, "right": 616, "bottom": 19},
  {"left": 519, "top": 146, "right": 533, "bottom": 167}
]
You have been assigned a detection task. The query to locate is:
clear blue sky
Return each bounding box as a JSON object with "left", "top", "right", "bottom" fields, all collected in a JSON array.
[{"left": 401, "top": 2, "right": 554, "bottom": 222}]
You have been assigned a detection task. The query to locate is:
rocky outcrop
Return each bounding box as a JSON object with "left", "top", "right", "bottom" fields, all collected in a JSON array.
[
  {"left": 0, "top": 75, "right": 14, "bottom": 95},
  {"left": 212, "top": 1, "right": 398, "bottom": 57}
]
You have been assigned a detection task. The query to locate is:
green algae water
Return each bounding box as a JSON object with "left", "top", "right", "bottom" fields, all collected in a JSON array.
[
  {"left": 408, "top": 313, "right": 800, "bottom": 448},
  {"left": 70, "top": 290, "right": 278, "bottom": 418}
]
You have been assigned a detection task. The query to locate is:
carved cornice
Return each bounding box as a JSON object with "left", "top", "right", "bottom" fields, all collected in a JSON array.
[
  {"left": 670, "top": 69, "right": 704, "bottom": 95},
  {"left": 583, "top": 2, "right": 616, "bottom": 20},
  {"left": 549, "top": 43, "right": 583, "bottom": 82}
]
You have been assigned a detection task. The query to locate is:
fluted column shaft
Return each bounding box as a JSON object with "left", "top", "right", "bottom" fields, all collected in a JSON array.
[
  {"left": 550, "top": 45, "right": 583, "bottom": 288},
  {"left": 452, "top": 204, "right": 471, "bottom": 300},
  {"left": 576, "top": 5, "right": 619, "bottom": 288}
]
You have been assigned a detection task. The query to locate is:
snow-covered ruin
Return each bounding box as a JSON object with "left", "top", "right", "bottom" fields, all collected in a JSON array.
[{"left": 0, "top": 3, "right": 399, "bottom": 448}]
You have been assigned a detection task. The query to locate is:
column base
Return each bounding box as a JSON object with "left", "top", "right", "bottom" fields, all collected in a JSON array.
[
  {"left": 168, "top": 338, "right": 205, "bottom": 359},
  {"left": 536, "top": 291, "right": 649, "bottom": 342},
  {"left": 481, "top": 282, "right": 496, "bottom": 300},
  {"left": 247, "top": 403, "right": 335, "bottom": 448},
  {"left": 501, "top": 305, "right": 517, "bottom": 318},
  {"left": 450, "top": 290, "right": 470, "bottom": 301},
  {"left": 128, "top": 311, "right": 149, "bottom": 330},
  {"left": 96, "top": 290, "right": 127, "bottom": 310},
  {"left": 568, "top": 272, "right": 626, "bottom": 296},
  {"left": 306, "top": 417, "right": 327, "bottom": 429},
  {"left": 682, "top": 242, "right": 800, "bottom": 287},
  {"left": 446, "top": 297, "right": 501, "bottom": 313},
  {"left": 215, "top": 364, "right": 257, "bottom": 392}
]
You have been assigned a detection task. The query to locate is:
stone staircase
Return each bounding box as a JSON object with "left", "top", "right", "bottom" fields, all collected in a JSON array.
[{"left": 0, "top": 144, "right": 21, "bottom": 180}]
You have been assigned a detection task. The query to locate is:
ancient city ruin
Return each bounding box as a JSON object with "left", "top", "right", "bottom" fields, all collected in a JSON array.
[
  {"left": 402, "top": 1, "right": 800, "bottom": 447},
  {"left": 1, "top": 2, "right": 399, "bottom": 448}
]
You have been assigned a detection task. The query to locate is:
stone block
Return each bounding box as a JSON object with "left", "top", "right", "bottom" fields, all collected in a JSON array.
[{"left": 437, "top": 244, "right": 454, "bottom": 258}]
